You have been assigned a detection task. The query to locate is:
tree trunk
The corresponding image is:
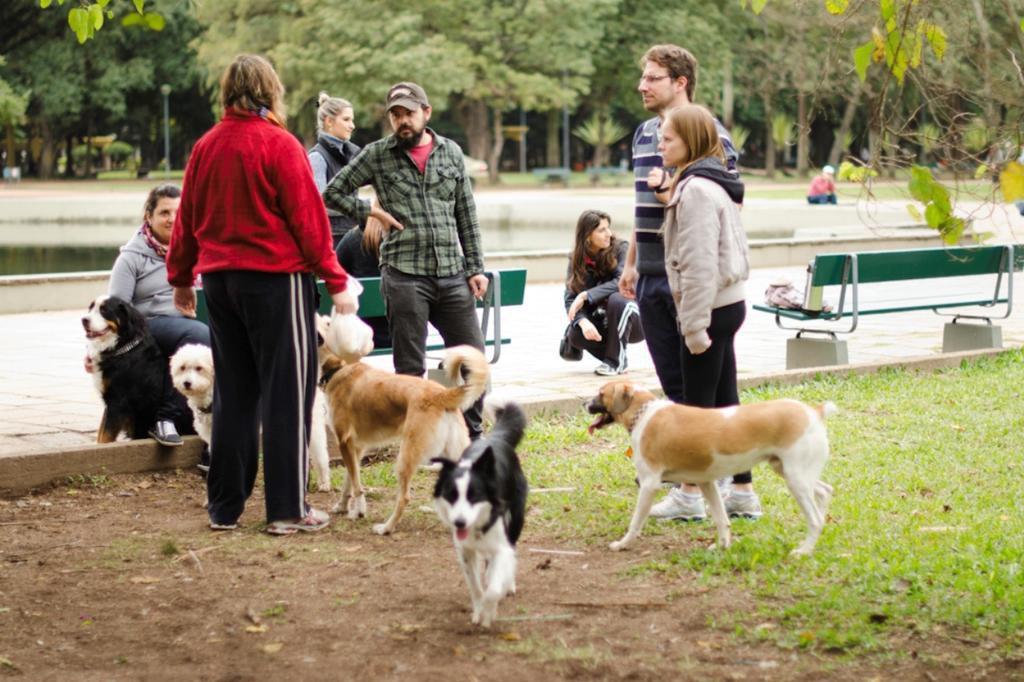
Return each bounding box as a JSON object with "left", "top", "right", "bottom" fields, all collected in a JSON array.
[
  {"left": 721, "top": 54, "right": 734, "bottom": 129},
  {"left": 64, "top": 134, "right": 74, "bottom": 178},
  {"left": 456, "top": 100, "right": 490, "bottom": 161},
  {"left": 39, "top": 119, "right": 56, "bottom": 179},
  {"left": 545, "top": 110, "right": 560, "bottom": 167},
  {"left": 487, "top": 107, "right": 504, "bottom": 185},
  {"left": 796, "top": 89, "right": 810, "bottom": 178},
  {"left": 763, "top": 91, "right": 775, "bottom": 178},
  {"left": 828, "top": 86, "right": 860, "bottom": 168}
]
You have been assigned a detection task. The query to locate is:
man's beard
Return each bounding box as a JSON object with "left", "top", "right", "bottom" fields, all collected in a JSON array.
[{"left": 394, "top": 124, "right": 424, "bottom": 150}]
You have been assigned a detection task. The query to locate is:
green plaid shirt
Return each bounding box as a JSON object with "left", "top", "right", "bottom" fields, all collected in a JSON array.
[{"left": 323, "top": 129, "right": 484, "bottom": 278}]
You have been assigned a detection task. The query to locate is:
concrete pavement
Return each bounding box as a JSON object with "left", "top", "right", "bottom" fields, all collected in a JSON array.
[{"left": 1, "top": 262, "right": 1021, "bottom": 468}]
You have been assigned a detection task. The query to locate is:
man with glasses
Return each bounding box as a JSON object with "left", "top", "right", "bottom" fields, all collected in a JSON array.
[
  {"left": 323, "top": 82, "right": 489, "bottom": 439},
  {"left": 618, "top": 44, "right": 763, "bottom": 522}
]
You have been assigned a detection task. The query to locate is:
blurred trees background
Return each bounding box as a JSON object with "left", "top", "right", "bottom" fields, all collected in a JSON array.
[{"left": 2, "top": 0, "right": 1023, "bottom": 187}]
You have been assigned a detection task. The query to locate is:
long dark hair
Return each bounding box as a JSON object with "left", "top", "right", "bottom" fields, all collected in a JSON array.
[{"left": 567, "top": 209, "right": 616, "bottom": 294}]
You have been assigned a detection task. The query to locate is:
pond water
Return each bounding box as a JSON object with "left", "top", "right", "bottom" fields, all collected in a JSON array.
[{"left": 0, "top": 246, "right": 120, "bottom": 276}]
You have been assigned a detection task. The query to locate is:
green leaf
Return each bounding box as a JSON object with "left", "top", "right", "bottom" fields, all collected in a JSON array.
[
  {"left": 999, "top": 161, "right": 1024, "bottom": 202},
  {"left": 908, "top": 166, "right": 935, "bottom": 203},
  {"left": 925, "top": 23, "right": 947, "bottom": 61},
  {"left": 133, "top": 0, "right": 145, "bottom": 13},
  {"left": 853, "top": 41, "right": 873, "bottom": 81},
  {"left": 750, "top": 0, "right": 769, "bottom": 14},
  {"left": 906, "top": 203, "right": 923, "bottom": 222},
  {"left": 121, "top": 13, "right": 144, "bottom": 26},
  {"left": 939, "top": 216, "right": 966, "bottom": 244},
  {"left": 97, "top": 0, "right": 111, "bottom": 8},
  {"left": 88, "top": 3, "right": 104, "bottom": 30},
  {"left": 1020, "top": 18, "right": 1023, "bottom": 32},
  {"left": 825, "top": 0, "right": 848, "bottom": 14},
  {"left": 880, "top": 0, "right": 896, "bottom": 23},
  {"left": 143, "top": 12, "right": 166, "bottom": 31},
  {"left": 68, "top": 7, "right": 90, "bottom": 43},
  {"left": 39, "top": 0, "right": 53, "bottom": 9},
  {"left": 924, "top": 202, "right": 944, "bottom": 229},
  {"left": 974, "top": 164, "right": 989, "bottom": 180}
]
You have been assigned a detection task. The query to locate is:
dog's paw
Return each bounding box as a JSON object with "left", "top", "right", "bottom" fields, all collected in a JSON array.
[
  {"left": 609, "top": 539, "right": 629, "bottom": 552},
  {"left": 316, "top": 481, "right": 332, "bottom": 493},
  {"left": 372, "top": 522, "right": 392, "bottom": 536},
  {"left": 348, "top": 495, "right": 367, "bottom": 520},
  {"left": 471, "top": 607, "right": 482, "bottom": 626}
]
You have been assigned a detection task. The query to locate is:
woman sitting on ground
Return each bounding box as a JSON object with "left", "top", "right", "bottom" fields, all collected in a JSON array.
[
  {"left": 100, "top": 183, "right": 210, "bottom": 449},
  {"left": 563, "top": 209, "right": 644, "bottom": 376}
]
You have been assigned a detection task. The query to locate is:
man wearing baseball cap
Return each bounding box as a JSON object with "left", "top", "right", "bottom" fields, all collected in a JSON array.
[
  {"left": 323, "top": 82, "right": 489, "bottom": 438},
  {"left": 806, "top": 164, "right": 838, "bottom": 205}
]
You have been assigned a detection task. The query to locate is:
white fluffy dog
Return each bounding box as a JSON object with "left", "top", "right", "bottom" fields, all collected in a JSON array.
[{"left": 170, "top": 343, "right": 333, "bottom": 492}]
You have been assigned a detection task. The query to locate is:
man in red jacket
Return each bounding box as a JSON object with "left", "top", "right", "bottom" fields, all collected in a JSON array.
[{"left": 167, "top": 54, "right": 357, "bottom": 535}]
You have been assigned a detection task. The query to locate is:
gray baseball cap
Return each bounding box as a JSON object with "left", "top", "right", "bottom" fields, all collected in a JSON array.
[{"left": 386, "top": 82, "right": 430, "bottom": 112}]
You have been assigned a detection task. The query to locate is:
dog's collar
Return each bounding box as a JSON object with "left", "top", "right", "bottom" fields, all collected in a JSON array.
[
  {"left": 318, "top": 364, "right": 342, "bottom": 388},
  {"left": 109, "top": 335, "right": 145, "bottom": 357},
  {"left": 625, "top": 399, "right": 656, "bottom": 433}
]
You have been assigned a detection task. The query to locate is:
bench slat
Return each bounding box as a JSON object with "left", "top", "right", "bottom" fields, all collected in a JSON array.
[
  {"left": 810, "top": 246, "right": 1018, "bottom": 286},
  {"left": 754, "top": 297, "right": 1008, "bottom": 321}
]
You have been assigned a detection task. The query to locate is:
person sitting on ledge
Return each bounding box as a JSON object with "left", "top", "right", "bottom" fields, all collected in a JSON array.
[{"left": 806, "top": 165, "right": 838, "bottom": 205}]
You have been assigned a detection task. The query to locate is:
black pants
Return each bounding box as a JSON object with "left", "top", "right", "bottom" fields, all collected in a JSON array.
[
  {"left": 568, "top": 292, "right": 644, "bottom": 369},
  {"left": 148, "top": 315, "right": 210, "bottom": 433},
  {"left": 202, "top": 271, "right": 318, "bottom": 525},
  {"left": 637, "top": 274, "right": 751, "bottom": 485},
  {"left": 380, "top": 266, "right": 486, "bottom": 438},
  {"left": 680, "top": 300, "right": 750, "bottom": 484}
]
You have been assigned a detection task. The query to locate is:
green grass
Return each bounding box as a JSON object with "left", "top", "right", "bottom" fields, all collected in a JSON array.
[{"left": 358, "top": 350, "right": 1024, "bottom": 658}]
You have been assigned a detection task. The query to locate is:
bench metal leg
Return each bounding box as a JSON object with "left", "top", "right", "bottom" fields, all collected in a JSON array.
[
  {"left": 942, "top": 320, "right": 1002, "bottom": 353},
  {"left": 786, "top": 336, "right": 849, "bottom": 370}
]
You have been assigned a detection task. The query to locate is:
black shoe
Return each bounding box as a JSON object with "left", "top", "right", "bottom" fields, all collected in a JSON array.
[
  {"left": 197, "top": 445, "right": 210, "bottom": 473},
  {"left": 149, "top": 420, "right": 183, "bottom": 447}
]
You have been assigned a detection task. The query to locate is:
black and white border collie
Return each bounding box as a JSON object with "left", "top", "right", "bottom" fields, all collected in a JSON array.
[
  {"left": 82, "top": 295, "right": 165, "bottom": 443},
  {"left": 432, "top": 402, "right": 528, "bottom": 627}
]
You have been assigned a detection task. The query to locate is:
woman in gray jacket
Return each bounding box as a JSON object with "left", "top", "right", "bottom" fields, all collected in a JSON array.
[{"left": 107, "top": 184, "right": 210, "bottom": 448}]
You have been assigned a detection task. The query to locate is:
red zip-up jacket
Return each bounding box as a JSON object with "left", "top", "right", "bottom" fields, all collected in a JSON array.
[{"left": 167, "top": 108, "right": 349, "bottom": 294}]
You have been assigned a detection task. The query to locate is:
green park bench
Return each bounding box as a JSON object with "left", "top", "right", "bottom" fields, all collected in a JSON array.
[
  {"left": 195, "top": 268, "right": 527, "bottom": 364},
  {"left": 753, "top": 245, "right": 1023, "bottom": 369},
  {"left": 531, "top": 167, "right": 571, "bottom": 186}
]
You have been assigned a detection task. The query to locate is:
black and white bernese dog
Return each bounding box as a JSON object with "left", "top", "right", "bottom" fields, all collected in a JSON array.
[
  {"left": 82, "top": 295, "right": 165, "bottom": 443},
  {"left": 432, "top": 402, "right": 529, "bottom": 627}
]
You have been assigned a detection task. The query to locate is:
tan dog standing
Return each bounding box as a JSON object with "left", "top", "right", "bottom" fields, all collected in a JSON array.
[
  {"left": 319, "top": 345, "right": 489, "bottom": 535},
  {"left": 586, "top": 380, "right": 835, "bottom": 556}
]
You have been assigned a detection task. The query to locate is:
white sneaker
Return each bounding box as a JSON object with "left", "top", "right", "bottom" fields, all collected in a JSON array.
[
  {"left": 724, "top": 490, "right": 763, "bottom": 519},
  {"left": 649, "top": 488, "right": 706, "bottom": 522}
]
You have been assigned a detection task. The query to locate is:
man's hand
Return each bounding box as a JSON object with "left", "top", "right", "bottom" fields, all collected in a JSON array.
[
  {"left": 173, "top": 286, "right": 197, "bottom": 318},
  {"left": 468, "top": 273, "right": 489, "bottom": 300},
  {"left": 331, "top": 289, "right": 358, "bottom": 315},
  {"left": 579, "top": 318, "right": 602, "bottom": 342},
  {"left": 619, "top": 264, "right": 638, "bottom": 300},
  {"left": 646, "top": 167, "right": 668, "bottom": 190},
  {"left": 369, "top": 205, "right": 404, "bottom": 232},
  {"left": 567, "top": 292, "right": 587, "bottom": 321}
]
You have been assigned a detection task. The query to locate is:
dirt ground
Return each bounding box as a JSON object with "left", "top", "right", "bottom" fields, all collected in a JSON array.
[{"left": 0, "top": 468, "right": 1018, "bottom": 681}]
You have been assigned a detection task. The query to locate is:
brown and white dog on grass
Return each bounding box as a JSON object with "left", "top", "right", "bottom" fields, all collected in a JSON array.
[
  {"left": 586, "top": 380, "right": 835, "bottom": 556},
  {"left": 318, "top": 343, "right": 490, "bottom": 535}
]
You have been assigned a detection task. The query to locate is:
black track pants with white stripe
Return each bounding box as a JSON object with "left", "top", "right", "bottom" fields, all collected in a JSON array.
[{"left": 202, "top": 271, "right": 317, "bottom": 525}]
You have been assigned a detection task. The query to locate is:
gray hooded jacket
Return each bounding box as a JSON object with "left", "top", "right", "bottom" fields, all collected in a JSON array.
[{"left": 108, "top": 230, "right": 179, "bottom": 318}]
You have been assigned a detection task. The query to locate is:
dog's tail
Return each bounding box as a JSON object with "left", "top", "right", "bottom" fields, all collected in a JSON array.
[
  {"left": 815, "top": 401, "right": 838, "bottom": 420},
  {"left": 439, "top": 345, "right": 490, "bottom": 412},
  {"left": 489, "top": 400, "right": 527, "bottom": 449}
]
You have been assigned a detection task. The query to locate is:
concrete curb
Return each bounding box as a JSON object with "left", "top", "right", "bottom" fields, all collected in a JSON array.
[{"left": 1, "top": 347, "right": 1012, "bottom": 496}]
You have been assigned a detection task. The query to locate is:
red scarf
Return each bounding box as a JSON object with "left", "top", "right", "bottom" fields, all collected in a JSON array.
[{"left": 140, "top": 221, "right": 168, "bottom": 260}]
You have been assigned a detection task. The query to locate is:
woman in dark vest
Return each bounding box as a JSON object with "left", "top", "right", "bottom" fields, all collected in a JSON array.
[{"left": 308, "top": 92, "right": 361, "bottom": 249}]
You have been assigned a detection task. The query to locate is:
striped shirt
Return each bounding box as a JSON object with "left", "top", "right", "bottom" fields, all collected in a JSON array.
[
  {"left": 323, "top": 129, "right": 484, "bottom": 278},
  {"left": 632, "top": 116, "right": 738, "bottom": 275}
]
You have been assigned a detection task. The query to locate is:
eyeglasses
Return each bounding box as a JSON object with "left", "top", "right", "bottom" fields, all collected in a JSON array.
[{"left": 639, "top": 74, "right": 672, "bottom": 85}]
